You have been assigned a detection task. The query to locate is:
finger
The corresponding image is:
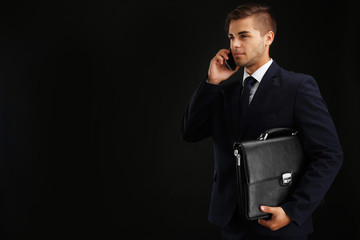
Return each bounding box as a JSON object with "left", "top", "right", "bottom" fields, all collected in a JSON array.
[
  {"left": 221, "top": 48, "right": 231, "bottom": 54},
  {"left": 260, "top": 205, "right": 277, "bottom": 214},
  {"left": 211, "top": 55, "right": 223, "bottom": 65},
  {"left": 258, "top": 218, "right": 271, "bottom": 227},
  {"left": 217, "top": 50, "right": 229, "bottom": 60},
  {"left": 258, "top": 219, "right": 278, "bottom": 231}
]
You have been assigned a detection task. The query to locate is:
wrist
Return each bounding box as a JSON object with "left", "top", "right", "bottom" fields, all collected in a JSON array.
[{"left": 207, "top": 77, "right": 222, "bottom": 85}]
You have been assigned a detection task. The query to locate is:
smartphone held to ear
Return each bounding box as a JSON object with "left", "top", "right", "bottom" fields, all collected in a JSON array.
[{"left": 225, "top": 49, "right": 237, "bottom": 71}]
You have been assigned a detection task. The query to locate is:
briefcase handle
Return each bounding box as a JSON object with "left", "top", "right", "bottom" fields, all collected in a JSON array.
[{"left": 257, "top": 128, "right": 298, "bottom": 141}]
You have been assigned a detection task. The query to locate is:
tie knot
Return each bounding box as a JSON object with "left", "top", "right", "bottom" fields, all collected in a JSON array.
[{"left": 244, "top": 76, "right": 257, "bottom": 87}]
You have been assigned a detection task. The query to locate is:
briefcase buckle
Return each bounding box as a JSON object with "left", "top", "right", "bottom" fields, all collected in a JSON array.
[{"left": 281, "top": 173, "right": 292, "bottom": 186}]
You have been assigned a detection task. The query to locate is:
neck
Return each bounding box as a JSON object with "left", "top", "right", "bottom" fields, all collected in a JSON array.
[{"left": 245, "top": 54, "right": 271, "bottom": 75}]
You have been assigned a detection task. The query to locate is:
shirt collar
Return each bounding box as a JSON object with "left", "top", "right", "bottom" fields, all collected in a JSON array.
[{"left": 242, "top": 58, "right": 273, "bottom": 86}]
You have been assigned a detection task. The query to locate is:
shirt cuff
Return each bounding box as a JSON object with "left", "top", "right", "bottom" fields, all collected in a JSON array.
[{"left": 205, "top": 78, "right": 221, "bottom": 85}]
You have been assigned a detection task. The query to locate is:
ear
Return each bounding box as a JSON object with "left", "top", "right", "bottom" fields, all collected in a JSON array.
[{"left": 265, "top": 31, "right": 275, "bottom": 46}]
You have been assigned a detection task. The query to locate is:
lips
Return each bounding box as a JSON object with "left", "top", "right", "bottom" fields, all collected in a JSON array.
[{"left": 233, "top": 53, "right": 245, "bottom": 57}]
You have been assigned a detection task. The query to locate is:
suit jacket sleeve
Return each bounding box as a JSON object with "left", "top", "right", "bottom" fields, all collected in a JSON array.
[
  {"left": 180, "top": 78, "right": 221, "bottom": 142},
  {"left": 281, "top": 76, "right": 343, "bottom": 226}
]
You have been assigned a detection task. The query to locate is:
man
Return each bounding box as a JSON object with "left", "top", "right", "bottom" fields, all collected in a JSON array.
[{"left": 180, "top": 3, "right": 343, "bottom": 240}]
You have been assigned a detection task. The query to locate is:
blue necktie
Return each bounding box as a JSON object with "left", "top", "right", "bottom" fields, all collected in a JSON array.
[{"left": 239, "top": 76, "right": 257, "bottom": 125}]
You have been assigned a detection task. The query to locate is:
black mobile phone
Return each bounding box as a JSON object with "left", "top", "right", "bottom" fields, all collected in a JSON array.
[{"left": 225, "top": 49, "right": 236, "bottom": 71}]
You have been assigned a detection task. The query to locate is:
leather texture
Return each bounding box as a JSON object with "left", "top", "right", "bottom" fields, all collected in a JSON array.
[{"left": 234, "top": 128, "right": 306, "bottom": 220}]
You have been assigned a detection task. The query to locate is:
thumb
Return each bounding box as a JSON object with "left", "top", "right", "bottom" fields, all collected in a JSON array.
[{"left": 260, "top": 205, "right": 276, "bottom": 214}]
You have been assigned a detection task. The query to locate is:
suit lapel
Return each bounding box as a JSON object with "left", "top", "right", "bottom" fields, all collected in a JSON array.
[
  {"left": 223, "top": 74, "right": 243, "bottom": 142},
  {"left": 231, "top": 79, "right": 243, "bottom": 140}
]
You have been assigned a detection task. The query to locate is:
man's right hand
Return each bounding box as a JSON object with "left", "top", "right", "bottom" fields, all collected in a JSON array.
[{"left": 207, "top": 49, "right": 240, "bottom": 85}]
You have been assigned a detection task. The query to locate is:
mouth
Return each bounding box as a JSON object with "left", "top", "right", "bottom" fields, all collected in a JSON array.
[{"left": 233, "top": 52, "right": 245, "bottom": 57}]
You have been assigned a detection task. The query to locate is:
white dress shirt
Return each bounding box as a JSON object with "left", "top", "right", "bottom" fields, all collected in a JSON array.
[{"left": 243, "top": 58, "right": 273, "bottom": 104}]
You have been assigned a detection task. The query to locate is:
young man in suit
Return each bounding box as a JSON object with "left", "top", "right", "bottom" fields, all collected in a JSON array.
[{"left": 180, "top": 3, "right": 343, "bottom": 240}]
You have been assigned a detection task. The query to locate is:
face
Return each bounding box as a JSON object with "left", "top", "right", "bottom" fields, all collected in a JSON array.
[{"left": 228, "top": 16, "right": 273, "bottom": 71}]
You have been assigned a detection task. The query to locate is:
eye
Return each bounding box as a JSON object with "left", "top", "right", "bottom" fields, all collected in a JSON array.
[{"left": 240, "top": 34, "right": 249, "bottom": 38}]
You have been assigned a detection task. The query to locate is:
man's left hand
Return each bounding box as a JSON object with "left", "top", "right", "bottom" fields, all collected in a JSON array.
[{"left": 258, "top": 206, "right": 292, "bottom": 231}]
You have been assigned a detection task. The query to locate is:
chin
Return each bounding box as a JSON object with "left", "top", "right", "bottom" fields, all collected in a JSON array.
[{"left": 235, "top": 60, "right": 247, "bottom": 67}]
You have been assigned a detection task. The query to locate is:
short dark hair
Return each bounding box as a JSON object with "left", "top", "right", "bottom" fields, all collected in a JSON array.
[{"left": 225, "top": 3, "right": 277, "bottom": 36}]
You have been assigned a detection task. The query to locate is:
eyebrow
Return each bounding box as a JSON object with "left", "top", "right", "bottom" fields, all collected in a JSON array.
[{"left": 228, "top": 31, "right": 251, "bottom": 37}]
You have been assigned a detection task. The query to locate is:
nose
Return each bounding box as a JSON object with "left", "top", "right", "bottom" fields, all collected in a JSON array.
[{"left": 231, "top": 39, "right": 241, "bottom": 50}]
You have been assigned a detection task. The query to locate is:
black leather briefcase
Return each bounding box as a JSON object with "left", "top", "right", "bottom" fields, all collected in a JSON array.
[{"left": 233, "top": 128, "right": 307, "bottom": 220}]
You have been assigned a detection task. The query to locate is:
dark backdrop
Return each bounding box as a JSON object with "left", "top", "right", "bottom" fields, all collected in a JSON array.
[{"left": 0, "top": 0, "right": 359, "bottom": 239}]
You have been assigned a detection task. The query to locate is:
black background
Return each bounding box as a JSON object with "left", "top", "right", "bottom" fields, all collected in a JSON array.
[{"left": 0, "top": 0, "right": 359, "bottom": 239}]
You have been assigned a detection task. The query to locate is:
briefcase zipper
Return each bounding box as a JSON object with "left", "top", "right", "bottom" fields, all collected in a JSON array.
[{"left": 234, "top": 149, "right": 241, "bottom": 166}]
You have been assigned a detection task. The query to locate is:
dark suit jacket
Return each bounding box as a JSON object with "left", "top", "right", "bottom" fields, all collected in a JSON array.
[{"left": 180, "top": 61, "right": 343, "bottom": 237}]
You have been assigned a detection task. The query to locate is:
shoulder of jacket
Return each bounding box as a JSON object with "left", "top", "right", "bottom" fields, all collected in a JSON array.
[{"left": 278, "top": 66, "right": 315, "bottom": 85}]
